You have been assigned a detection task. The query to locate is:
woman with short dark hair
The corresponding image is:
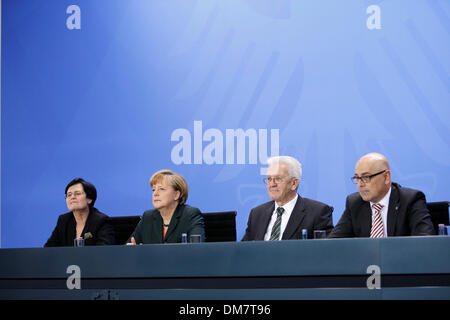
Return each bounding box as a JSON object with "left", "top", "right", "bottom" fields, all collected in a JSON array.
[{"left": 44, "top": 178, "right": 115, "bottom": 247}]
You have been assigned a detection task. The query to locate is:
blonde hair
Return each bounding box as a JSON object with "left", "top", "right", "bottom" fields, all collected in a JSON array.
[{"left": 150, "top": 169, "right": 189, "bottom": 205}]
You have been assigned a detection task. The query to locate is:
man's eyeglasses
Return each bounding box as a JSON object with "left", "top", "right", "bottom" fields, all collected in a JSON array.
[
  {"left": 65, "top": 191, "right": 85, "bottom": 199},
  {"left": 263, "top": 177, "right": 292, "bottom": 184},
  {"left": 351, "top": 170, "right": 386, "bottom": 184}
]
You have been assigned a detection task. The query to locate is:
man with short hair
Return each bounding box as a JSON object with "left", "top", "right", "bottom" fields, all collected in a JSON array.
[
  {"left": 329, "top": 153, "right": 435, "bottom": 238},
  {"left": 242, "top": 156, "right": 334, "bottom": 241}
]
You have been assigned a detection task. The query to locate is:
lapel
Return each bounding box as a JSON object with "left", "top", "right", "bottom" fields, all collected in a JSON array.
[
  {"left": 282, "top": 195, "right": 306, "bottom": 240},
  {"left": 68, "top": 213, "right": 77, "bottom": 243},
  {"left": 152, "top": 211, "right": 163, "bottom": 242},
  {"left": 164, "top": 204, "right": 183, "bottom": 241},
  {"left": 387, "top": 183, "right": 400, "bottom": 236},
  {"left": 359, "top": 201, "right": 372, "bottom": 237},
  {"left": 72, "top": 208, "right": 93, "bottom": 240},
  {"left": 81, "top": 208, "right": 94, "bottom": 238},
  {"left": 256, "top": 202, "right": 275, "bottom": 240}
]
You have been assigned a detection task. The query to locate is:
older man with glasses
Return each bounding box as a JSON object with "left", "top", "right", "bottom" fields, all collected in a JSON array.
[
  {"left": 329, "top": 152, "right": 435, "bottom": 238},
  {"left": 242, "top": 156, "right": 334, "bottom": 241}
]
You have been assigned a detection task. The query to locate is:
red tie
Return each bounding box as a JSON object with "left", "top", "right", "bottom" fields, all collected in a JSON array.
[{"left": 370, "top": 203, "right": 384, "bottom": 238}]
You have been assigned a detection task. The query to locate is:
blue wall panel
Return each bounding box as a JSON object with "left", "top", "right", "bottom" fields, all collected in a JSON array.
[{"left": 1, "top": 0, "right": 449, "bottom": 247}]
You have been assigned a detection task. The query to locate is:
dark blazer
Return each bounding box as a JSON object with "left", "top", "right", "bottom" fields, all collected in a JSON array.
[
  {"left": 242, "top": 195, "right": 334, "bottom": 241},
  {"left": 44, "top": 207, "right": 115, "bottom": 247},
  {"left": 329, "top": 182, "right": 435, "bottom": 238},
  {"left": 128, "top": 204, "right": 204, "bottom": 244}
]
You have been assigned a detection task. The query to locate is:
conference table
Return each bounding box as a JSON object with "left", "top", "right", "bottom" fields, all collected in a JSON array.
[{"left": 0, "top": 236, "right": 449, "bottom": 300}]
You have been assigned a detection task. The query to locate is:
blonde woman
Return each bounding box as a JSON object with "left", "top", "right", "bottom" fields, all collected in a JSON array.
[{"left": 127, "top": 170, "right": 204, "bottom": 244}]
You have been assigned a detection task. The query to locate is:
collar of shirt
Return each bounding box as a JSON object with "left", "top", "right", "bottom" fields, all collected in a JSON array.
[
  {"left": 274, "top": 194, "right": 298, "bottom": 217},
  {"left": 370, "top": 186, "right": 392, "bottom": 237},
  {"left": 264, "top": 194, "right": 298, "bottom": 241}
]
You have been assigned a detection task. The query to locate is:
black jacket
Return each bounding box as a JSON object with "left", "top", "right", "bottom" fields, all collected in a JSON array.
[
  {"left": 44, "top": 207, "right": 115, "bottom": 246},
  {"left": 329, "top": 182, "right": 435, "bottom": 238},
  {"left": 242, "top": 195, "right": 334, "bottom": 241},
  {"left": 128, "top": 204, "right": 204, "bottom": 244}
]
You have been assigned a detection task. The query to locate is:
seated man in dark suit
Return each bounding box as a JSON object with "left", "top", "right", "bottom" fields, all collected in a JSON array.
[
  {"left": 242, "top": 156, "right": 333, "bottom": 241},
  {"left": 329, "top": 153, "right": 435, "bottom": 238}
]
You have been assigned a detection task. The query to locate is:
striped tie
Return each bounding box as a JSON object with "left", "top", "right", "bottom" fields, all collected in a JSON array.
[
  {"left": 270, "top": 207, "right": 285, "bottom": 241},
  {"left": 370, "top": 203, "right": 384, "bottom": 238}
]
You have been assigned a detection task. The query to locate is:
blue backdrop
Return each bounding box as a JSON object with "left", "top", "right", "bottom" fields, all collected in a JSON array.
[{"left": 2, "top": 0, "right": 449, "bottom": 248}]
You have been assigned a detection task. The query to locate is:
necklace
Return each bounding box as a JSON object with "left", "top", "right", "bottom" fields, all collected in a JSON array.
[{"left": 163, "top": 223, "right": 170, "bottom": 228}]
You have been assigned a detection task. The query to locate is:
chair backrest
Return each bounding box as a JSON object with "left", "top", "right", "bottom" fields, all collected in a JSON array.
[
  {"left": 202, "top": 211, "right": 237, "bottom": 242},
  {"left": 107, "top": 211, "right": 237, "bottom": 244},
  {"left": 107, "top": 216, "right": 141, "bottom": 245},
  {"left": 426, "top": 201, "right": 450, "bottom": 234}
]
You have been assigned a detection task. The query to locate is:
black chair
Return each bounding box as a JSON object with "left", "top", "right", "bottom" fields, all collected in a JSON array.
[
  {"left": 202, "top": 211, "right": 237, "bottom": 242},
  {"left": 107, "top": 216, "right": 141, "bottom": 245},
  {"left": 107, "top": 211, "right": 237, "bottom": 244},
  {"left": 426, "top": 201, "right": 449, "bottom": 234}
]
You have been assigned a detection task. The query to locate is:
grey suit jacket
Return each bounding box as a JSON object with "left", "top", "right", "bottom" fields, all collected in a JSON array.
[
  {"left": 242, "top": 195, "right": 334, "bottom": 241},
  {"left": 329, "top": 182, "right": 435, "bottom": 238}
]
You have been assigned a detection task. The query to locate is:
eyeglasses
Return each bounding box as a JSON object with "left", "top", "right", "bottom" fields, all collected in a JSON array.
[
  {"left": 351, "top": 170, "right": 386, "bottom": 184},
  {"left": 65, "top": 191, "right": 85, "bottom": 199},
  {"left": 263, "top": 176, "right": 292, "bottom": 184}
]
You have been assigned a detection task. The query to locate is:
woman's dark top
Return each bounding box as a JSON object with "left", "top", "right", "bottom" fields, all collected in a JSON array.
[
  {"left": 128, "top": 204, "right": 204, "bottom": 244},
  {"left": 44, "top": 207, "right": 115, "bottom": 247}
]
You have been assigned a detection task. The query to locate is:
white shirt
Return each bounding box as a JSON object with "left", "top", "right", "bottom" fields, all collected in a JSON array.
[
  {"left": 370, "top": 187, "right": 392, "bottom": 237},
  {"left": 264, "top": 194, "right": 298, "bottom": 241}
]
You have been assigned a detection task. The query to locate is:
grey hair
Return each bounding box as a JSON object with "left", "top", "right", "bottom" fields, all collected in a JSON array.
[{"left": 267, "top": 156, "right": 302, "bottom": 181}]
